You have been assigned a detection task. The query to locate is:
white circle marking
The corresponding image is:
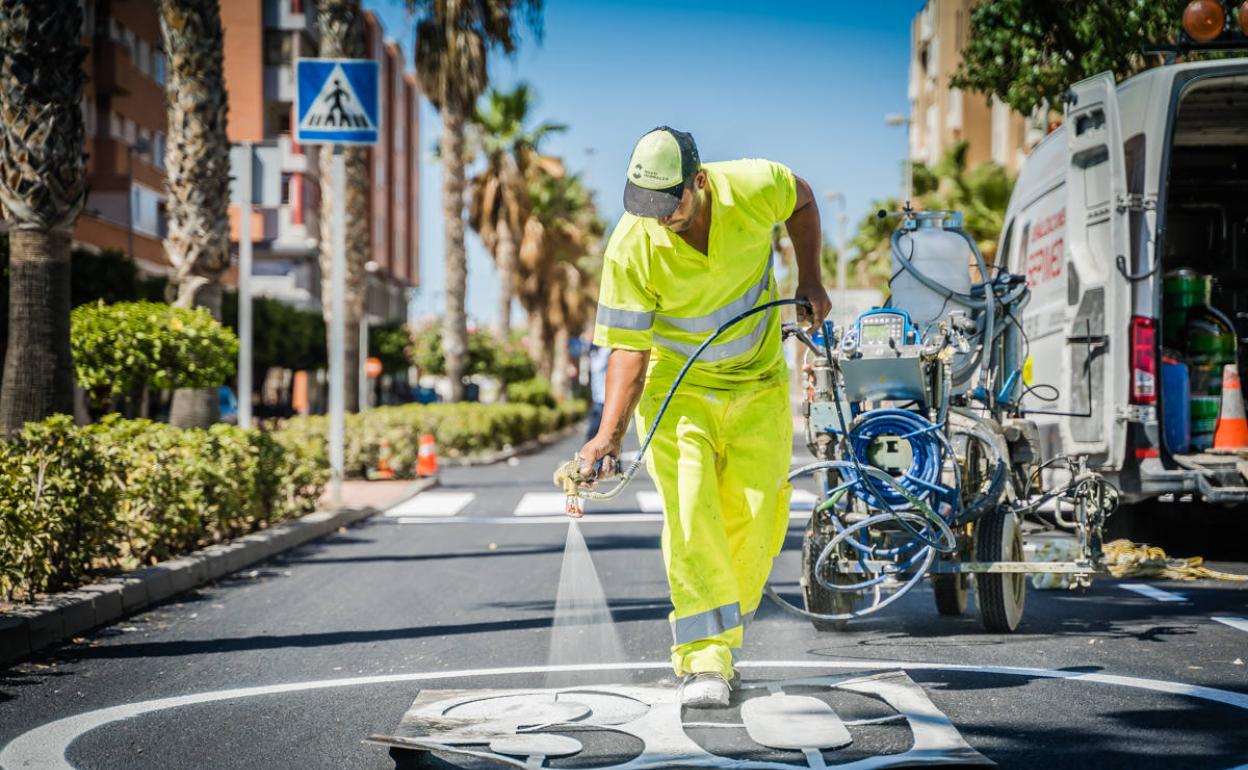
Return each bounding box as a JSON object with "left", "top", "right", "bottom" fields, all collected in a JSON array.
[{"left": 3, "top": 659, "right": 1248, "bottom": 770}]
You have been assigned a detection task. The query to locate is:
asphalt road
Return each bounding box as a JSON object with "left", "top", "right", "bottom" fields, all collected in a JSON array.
[{"left": 2, "top": 427, "right": 1247, "bottom": 769}]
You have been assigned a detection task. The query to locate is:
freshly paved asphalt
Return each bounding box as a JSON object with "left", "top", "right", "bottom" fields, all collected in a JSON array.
[{"left": 2, "top": 427, "right": 1247, "bottom": 769}]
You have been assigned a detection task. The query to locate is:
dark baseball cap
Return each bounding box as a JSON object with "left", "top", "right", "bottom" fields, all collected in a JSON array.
[{"left": 622, "top": 126, "right": 700, "bottom": 218}]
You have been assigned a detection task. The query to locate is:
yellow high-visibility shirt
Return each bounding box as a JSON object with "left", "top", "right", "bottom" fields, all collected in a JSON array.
[{"left": 593, "top": 158, "right": 797, "bottom": 391}]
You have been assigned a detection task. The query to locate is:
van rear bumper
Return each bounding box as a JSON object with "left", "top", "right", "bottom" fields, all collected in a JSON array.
[{"left": 1138, "top": 457, "right": 1248, "bottom": 503}]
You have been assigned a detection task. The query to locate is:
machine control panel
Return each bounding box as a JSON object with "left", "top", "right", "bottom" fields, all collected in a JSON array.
[{"left": 841, "top": 309, "right": 919, "bottom": 356}]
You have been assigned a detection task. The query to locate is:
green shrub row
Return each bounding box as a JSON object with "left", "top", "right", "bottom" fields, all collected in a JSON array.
[
  {"left": 275, "top": 399, "right": 587, "bottom": 480},
  {"left": 0, "top": 415, "right": 325, "bottom": 601}
]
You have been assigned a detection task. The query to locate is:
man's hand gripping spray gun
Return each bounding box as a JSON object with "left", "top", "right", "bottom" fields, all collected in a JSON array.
[{"left": 551, "top": 298, "right": 815, "bottom": 518}]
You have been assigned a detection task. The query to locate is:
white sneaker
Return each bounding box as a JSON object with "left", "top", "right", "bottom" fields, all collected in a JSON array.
[{"left": 680, "top": 672, "right": 732, "bottom": 708}]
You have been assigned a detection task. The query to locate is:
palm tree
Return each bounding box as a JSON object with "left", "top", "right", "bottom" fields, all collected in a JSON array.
[
  {"left": 409, "top": 0, "right": 544, "bottom": 402},
  {"left": 318, "top": 0, "right": 370, "bottom": 413},
  {"left": 516, "top": 159, "right": 601, "bottom": 385},
  {"left": 467, "top": 83, "right": 565, "bottom": 338},
  {"left": 0, "top": 1, "right": 88, "bottom": 434},
  {"left": 158, "top": 0, "right": 232, "bottom": 427}
]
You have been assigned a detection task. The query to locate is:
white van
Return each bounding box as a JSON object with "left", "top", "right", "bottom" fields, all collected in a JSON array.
[{"left": 1001, "top": 58, "right": 1248, "bottom": 505}]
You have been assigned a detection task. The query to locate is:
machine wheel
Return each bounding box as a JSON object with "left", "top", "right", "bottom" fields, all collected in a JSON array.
[
  {"left": 973, "top": 506, "right": 1025, "bottom": 632},
  {"left": 800, "top": 515, "right": 858, "bottom": 632},
  {"left": 931, "top": 572, "right": 970, "bottom": 615}
]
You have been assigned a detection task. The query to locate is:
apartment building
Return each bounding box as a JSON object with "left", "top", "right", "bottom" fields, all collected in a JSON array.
[
  {"left": 908, "top": 0, "right": 1048, "bottom": 174},
  {"left": 75, "top": 0, "right": 170, "bottom": 274},
  {"left": 221, "top": 1, "right": 420, "bottom": 325}
]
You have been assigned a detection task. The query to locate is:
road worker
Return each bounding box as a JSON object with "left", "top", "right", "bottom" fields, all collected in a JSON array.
[{"left": 576, "top": 126, "right": 830, "bottom": 707}]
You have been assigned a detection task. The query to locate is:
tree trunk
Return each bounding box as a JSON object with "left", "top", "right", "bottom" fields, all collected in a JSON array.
[
  {"left": 442, "top": 105, "right": 469, "bottom": 402},
  {"left": 495, "top": 218, "right": 515, "bottom": 339},
  {"left": 0, "top": 1, "right": 87, "bottom": 433},
  {"left": 550, "top": 325, "right": 570, "bottom": 400},
  {"left": 0, "top": 229, "right": 74, "bottom": 433},
  {"left": 169, "top": 282, "right": 222, "bottom": 427},
  {"left": 158, "top": 0, "right": 230, "bottom": 428},
  {"left": 529, "top": 310, "right": 552, "bottom": 381},
  {"left": 317, "top": 0, "right": 368, "bottom": 413}
]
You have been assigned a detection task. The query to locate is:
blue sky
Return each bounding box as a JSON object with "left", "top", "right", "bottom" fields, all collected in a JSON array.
[{"left": 362, "top": 0, "right": 926, "bottom": 325}]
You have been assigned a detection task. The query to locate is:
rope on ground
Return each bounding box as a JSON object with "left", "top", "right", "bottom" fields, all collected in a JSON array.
[{"left": 1102, "top": 539, "right": 1248, "bottom": 582}]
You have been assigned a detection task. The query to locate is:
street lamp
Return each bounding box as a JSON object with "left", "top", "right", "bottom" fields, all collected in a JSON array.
[
  {"left": 884, "top": 113, "right": 913, "bottom": 204},
  {"left": 824, "top": 191, "right": 850, "bottom": 323},
  {"left": 126, "top": 139, "right": 152, "bottom": 262}
]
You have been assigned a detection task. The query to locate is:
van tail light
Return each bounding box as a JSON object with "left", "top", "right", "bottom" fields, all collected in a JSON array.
[{"left": 1131, "top": 316, "right": 1158, "bottom": 405}]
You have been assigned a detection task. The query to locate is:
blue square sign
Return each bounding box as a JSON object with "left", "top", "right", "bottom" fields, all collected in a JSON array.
[{"left": 295, "top": 58, "right": 380, "bottom": 145}]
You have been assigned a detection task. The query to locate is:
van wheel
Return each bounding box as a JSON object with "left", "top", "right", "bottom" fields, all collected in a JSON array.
[
  {"left": 974, "top": 506, "right": 1025, "bottom": 632},
  {"left": 932, "top": 572, "right": 970, "bottom": 615}
]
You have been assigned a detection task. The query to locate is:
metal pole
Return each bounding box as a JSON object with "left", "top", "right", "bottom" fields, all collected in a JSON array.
[
  {"left": 329, "top": 145, "right": 346, "bottom": 507},
  {"left": 237, "top": 142, "right": 254, "bottom": 430},
  {"left": 359, "top": 316, "right": 369, "bottom": 411},
  {"left": 837, "top": 210, "right": 849, "bottom": 313},
  {"left": 126, "top": 145, "right": 135, "bottom": 262}
]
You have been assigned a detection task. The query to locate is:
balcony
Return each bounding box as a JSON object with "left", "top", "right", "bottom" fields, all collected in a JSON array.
[
  {"left": 264, "top": 64, "right": 297, "bottom": 103},
  {"left": 264, "top": 0, "right": 318, "bottom": 38},
  {"left": 278, "top": 134, "right": 313, "bottom": 175}
]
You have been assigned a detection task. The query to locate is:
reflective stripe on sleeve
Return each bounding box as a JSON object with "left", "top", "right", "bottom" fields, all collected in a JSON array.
[
  {"left": 671, "top": 602, "right": 742, "bottom": 645},
  {"left": 656, "top": 254, "right": 774, "bottom": 334},
  {"left": 596, "top": 305, "right": 654, "bottom": 331}
]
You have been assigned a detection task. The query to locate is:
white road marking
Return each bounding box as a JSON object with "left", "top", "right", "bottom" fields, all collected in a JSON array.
[
  {"left": 393, "top": 510, "right": 821, "bottom": 526},
  {"left": 6, "top": 659, "right": 1248, "bottom": 770},
  {"left": 1120, "top": 584, "right": 1188, "bottom": 603},
  {"left": 1213, "top": 616, "right": 1248, "bottom": 634},
  {"left": 790, "top": 489, "right": 817, "bottom": 510},
  {"left": 635, "top": 490, "right": 663, "bottom": 513},
  {"left": 383, "top": 492, "right": 475, "bottom": 518},
  {"left": 512, "top": 493, "right": 569, "bottom": 517}
]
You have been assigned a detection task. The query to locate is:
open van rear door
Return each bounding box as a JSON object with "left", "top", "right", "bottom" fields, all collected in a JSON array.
[{"left": 1062, "top": 72, "right": 1131, "bottom": 468}]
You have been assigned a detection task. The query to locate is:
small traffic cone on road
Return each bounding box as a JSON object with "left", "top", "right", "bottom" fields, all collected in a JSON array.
[
  {"left": 374, "top": 439, "right": 395, "bottom": 480},
  {"left": 1213, "top": 365, "right": 1248, "bottom": 451},
  {"left": 416, "top": 432, "right": 439, "bottom": 477}
]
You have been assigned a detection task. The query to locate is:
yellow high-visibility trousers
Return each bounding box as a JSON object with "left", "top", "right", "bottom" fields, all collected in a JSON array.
[{"left": 635, "top": 381, "right": 793, "bottom": 680}]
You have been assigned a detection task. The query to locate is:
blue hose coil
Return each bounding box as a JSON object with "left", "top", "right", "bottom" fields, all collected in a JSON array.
[{"left": 838, "top": 408, "right": 949, "bottom": 510}]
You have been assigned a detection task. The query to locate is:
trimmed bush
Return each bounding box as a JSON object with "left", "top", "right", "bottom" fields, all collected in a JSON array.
[
  {"left": 506, "top": 377, "right": 556, "bottom": 408},
  {"left": 276, "top": 400, "right": 587, "bottom": 479},
  {"left": 71, "top": 301, "right": 239, "bottom": 411},
  {"left": 0, "top": 416, "right": 324, "bottom": 601}
]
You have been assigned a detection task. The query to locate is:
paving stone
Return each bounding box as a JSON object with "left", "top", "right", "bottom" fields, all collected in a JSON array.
[{"left": 55, "top": 593, "right": 100, "bottom": 638}]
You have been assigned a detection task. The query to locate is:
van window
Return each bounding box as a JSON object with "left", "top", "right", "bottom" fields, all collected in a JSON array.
[{"left": 1123, "top": 134, "right": 1147, "bottom": 274}]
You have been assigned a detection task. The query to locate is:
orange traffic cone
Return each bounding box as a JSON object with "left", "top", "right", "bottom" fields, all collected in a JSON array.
[
  {"left": 416, "top": 432, "right": 439, "bottom": 477},
  {"left": 374, "top": 439, "right": 395, "bottom": 480},
  {"left": 1213, "top": 365, "right": 1248, "bottom": 451}
]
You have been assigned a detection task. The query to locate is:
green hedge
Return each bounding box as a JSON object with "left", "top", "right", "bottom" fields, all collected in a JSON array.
[
  {"left": 0, "top": 415, "right": 325, "bottom": 601},
  {"left": 275, "top": 400, "right": 587, "bottom": 480}
]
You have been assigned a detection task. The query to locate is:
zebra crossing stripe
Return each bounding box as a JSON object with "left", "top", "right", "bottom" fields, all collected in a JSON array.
[
  {"left": 384, "top": 492, "right": 475, "bottom": 518},
  {"left": 512, "top": 493, "right": 569, "bottom": 517}
]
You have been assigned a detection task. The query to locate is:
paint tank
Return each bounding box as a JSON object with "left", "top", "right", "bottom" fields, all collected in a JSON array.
[{"left": 889, "top": 218, "right": 973, "bottom": 333}]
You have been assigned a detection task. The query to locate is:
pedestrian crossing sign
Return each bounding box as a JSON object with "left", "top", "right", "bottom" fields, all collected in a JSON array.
[{"left": 295, "top": 58, "right": 380, "bottom": 145}]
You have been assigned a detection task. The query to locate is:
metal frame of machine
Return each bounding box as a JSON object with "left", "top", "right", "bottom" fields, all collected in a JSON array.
[{"left": 767, "top": 209, "right": 1121, "bottom": 633}]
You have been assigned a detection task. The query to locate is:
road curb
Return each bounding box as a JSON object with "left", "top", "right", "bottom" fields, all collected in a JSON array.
[
  {"left": 443, "top": 420, "right": 584, "bottom": 468},
  {"left": 0, "top": 477, "right": 437, "bottom": 669}
]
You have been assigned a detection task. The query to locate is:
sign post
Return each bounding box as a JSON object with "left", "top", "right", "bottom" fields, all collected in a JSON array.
[
  {"left": 295, "top": 58, "right": 380, "bottom": 507},
  {"left": 236, "top": 141, "right": 253, "bottom": 430}
]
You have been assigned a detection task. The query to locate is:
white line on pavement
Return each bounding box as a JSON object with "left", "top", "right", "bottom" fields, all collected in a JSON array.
[
  {"left": 1212, "top": 616, "right": 1248, "bottom": 634},
  {"left": 383, "top": 492, "right": 475, "bottom": 518},
  {"left": 1120, "top": 584, "right": 1188, "bottom": 603},
  {"left": 7, "top": 659, "right": 1248, "bottom": 770},
  {"left": 635, "top": 490, "right": 663, "bottom": 513},
  {"left": 512, "top": 492, "right": 569, "bottom": 517}
]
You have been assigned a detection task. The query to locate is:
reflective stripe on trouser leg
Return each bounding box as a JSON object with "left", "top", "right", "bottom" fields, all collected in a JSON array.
[{"left": 636, "top": 382, "right": 791, "bottom": 680}]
